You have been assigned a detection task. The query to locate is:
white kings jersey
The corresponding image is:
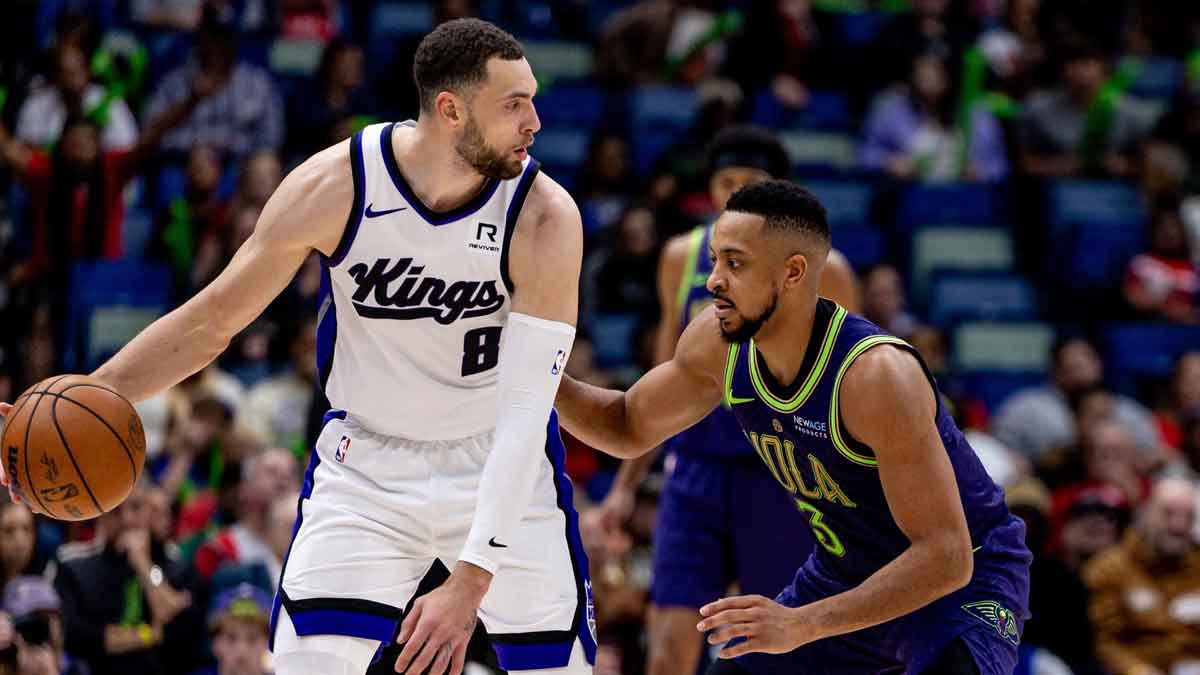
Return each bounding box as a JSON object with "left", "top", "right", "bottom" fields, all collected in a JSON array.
[{"left": 315, "top": 121, "right": 542, "bottom": 441}]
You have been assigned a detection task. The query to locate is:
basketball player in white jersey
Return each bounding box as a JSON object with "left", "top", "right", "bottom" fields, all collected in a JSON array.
[{"left": 0, "top": 19, "right": 593, "bottom": 675}]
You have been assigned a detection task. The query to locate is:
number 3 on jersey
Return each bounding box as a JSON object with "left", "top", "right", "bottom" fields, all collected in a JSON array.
[
  {"left": 794, "top": 498, "right": 845, "bottom": 557},
  {"left": 462, "top": 326, "right": 502, "bottom": 376}
]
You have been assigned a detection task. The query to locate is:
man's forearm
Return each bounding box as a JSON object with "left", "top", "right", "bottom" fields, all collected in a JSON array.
[
  {"left": 556, "top": 375, "right": 648, "bottom": 459},
  {"left": 92, "top": 304, "right": 230, "bottom": 403},
  {"left": 797, "top": 539, "right": 971, "bottom": 642}
]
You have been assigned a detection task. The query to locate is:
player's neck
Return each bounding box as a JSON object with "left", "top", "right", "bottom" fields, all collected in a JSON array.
[
  {"left": 752, "top": 293, "right": 819, "bottom": 388},
  {"left": 395, "top": 122, "right": 492, "bottom": 212}
]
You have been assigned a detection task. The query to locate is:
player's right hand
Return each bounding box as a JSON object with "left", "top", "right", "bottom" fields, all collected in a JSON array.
[{"left": 0, "top": 402, "right": 20, "bottom": 504}]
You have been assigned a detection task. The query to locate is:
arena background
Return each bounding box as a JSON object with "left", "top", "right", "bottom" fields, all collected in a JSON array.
[{"left": 0, "top": 1, "right": 1197, "bottom": 674}]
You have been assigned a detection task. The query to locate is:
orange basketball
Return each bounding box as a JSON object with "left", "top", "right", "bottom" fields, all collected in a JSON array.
[{"left": 2, "top": 375, "right": 146, "bottom": 521}]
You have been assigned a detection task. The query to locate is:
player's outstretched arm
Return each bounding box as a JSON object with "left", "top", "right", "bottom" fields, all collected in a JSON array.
[
  {"left": 91, "top": 141, "right": 353, "bottom": 403},
  {"left": 700, "top": 345, "right": 974, "bottom": 657},
  {"left": 556, "top": 307, "right": 727, "bottom": 459}
]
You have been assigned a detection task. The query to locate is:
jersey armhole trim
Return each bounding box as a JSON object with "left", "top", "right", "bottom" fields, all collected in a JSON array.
[
  {"left": 722, "top": 342, "right": 740, "bottom": 410},
  {"left": 327, "top": 129, "right": 366, "bottom": 267},
  {"left": 675, "top": 227, "right": 705, "bottom": 314},
  {"left": 828, "top": 335, "right": 913, "bottom": 468},
  {"left": 500, "top": 159, "right": 542, "bottom": 294}
]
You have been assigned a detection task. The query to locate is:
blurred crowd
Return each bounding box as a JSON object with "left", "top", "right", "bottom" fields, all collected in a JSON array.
[{"left": 0, "top": 1, "right": 1197, "bottom": 675}]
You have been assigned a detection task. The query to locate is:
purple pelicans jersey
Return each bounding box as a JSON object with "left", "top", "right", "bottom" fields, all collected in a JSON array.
[{"left": 723, "top": 299, "right": 1032, "bottom": 674}]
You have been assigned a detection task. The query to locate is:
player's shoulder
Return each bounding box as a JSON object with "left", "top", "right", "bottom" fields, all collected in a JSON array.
[
  {"left": 254, "top": 138, "right": 354, "bottom": 254},
  {"left": 675, "top": 306, "right": 728, "bottom": 383},
  {"left": 513, "top": 169, "right": 582, "bottom": 250},
  {"left": 661, "top": 228, "right": 699, "bottom": 267},
  {"left": 840, "top": 343, "right": 931, "bottom": 416}
]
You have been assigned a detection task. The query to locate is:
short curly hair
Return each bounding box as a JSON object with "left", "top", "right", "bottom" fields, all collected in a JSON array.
[
  {"left": 413, "top": 18, "right": 524, "bottom": 113},
  {"left": 725, "top": 179, "right": 830, "bottom": 246}
]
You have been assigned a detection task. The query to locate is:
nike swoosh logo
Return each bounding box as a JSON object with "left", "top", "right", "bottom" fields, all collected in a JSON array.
[
  {"left": 364, "top": 203, "right": 407, "bottom": 218},
  {"left": 488, "top": 537, "right": 508, "bottom": 548},
  {"left": 728, "top": 396, "right": 756, "bottom": 405}
]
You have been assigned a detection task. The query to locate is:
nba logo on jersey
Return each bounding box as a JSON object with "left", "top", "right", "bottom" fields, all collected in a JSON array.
[
  {"left": 551, "top": 350, "right": 567, "bottom": 375},
  {"left": 334, "top": 436, "right": 351, "bottom": 463}
]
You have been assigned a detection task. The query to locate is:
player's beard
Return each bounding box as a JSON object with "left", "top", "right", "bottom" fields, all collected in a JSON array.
[
  {"left": 456, "top": 117, "right": 523, "bottom": 180},
  {"left": 718, "top": 290, "right": 779, "bottom": 344}
]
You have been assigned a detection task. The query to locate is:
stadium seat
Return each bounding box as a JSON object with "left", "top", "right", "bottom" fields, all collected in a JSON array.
[
  {"left": 630, "top": 86, "right": 698, "bottom": 175},
  {"left": 952, "top": 321, "right": 1054, "bottom": 373},
  {"left": 895, "top": 182, "right": 1005, "bottom": 230},
  {"left": 1047, "top": 180, "right": 1145, "bottom": 231},
  {"left": 369, "top": 2, "right": 434, "bottom": 41},
  {"left": 62, "top": 261, "right": 172, "bottom": 372},
  {"left": 1046, "top": 180, "right": 1146, "bottom": 290},
  {"left": 532, "top": 83, "right": 607, "bottom": 128},
  {"left": 535, "top": 127, "right": 588, "bottom": 189},
  {"left": 910, "top": 226, "right": 1014, "bottom": 303},
  {"left": 1102, "top": 323, "right": 1200, "bottom": 396},
  {"left": 956, "top": 371, "right": 1047, "bottom": 413},
  {"left": 929, "top": 272, "right": 1036, "bottom": 326},
  {"left": 586, "top": 313, "right": 641, "bottom": 369},
  {"left": 269, "top": 37, "right": 325, "bottom": 77},
  {"left": 523, "top": 40, "right": 594, "bottom": 85},
  {"left": 834, "top": 11, "right": 891, "bottom": 49},
  {"left": 831, "top": 225, "right": 885, "bottom": 272},
  {"left": 803, "top": 180, "right": 873, "bottom": 227},
  {"left": 750, "top": 90, "right": 853, "bottom": 131},
  {"left": 780, "top": 131, "right": 857, "bottom": 175},
  {"left": 1126, "top": 56, "right": 1183, "bottom": 101}
]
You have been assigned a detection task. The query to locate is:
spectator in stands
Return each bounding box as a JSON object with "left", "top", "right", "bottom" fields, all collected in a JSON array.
[
  {"left": 287, "top": 39, "right": 372, "bottom": 162},
  {"left": 860, "top": 49, "right": 1008, "bottom": 182},
  {"left": 1027, "top": 484, "right": 1126, "bottom": 675},
  {"left": 722, "top": 0, "right": 838, "bottom": 108},
  {"left": 265, "top": 496, "right": 296, "bottom": 574},
  {"left": 2, "top": 576, "right": 89, "bottom": 675},
  {"left": 993, "top": 335, "right": 1159, "bottom": 461},
  {"left": 189, "top": 584, "right": 272, "bottom": 675},
  {"left": 1154, "top": 350, "right": 1200, "bottom": 450},
  {"left": 239, "top": 317, "right": 317, "bottom": 452},
  {"left": 1143, "top": 74, "right": 1200, "bottom": 198},
  {"left": 583, "top": 204, "right": 660, "bottom": 318},
  {"left": 1123, "top": 199, "right": 1198, "bottom": 324},
  {"left": 151, "top": 145, "right": 228, "bottom": 295},
  {"left": 861, "top": 264, "right": 916, "bottom": 338},
  {"left": 192, "top": 204, "right": 260, "bottom": 292},
  {"left": 0, "top": 70, "right": 222, "bottom": 288},
  {"left": 54, "top": 481, "right": 198, "bottom": 675},
  {"left": 577, "top": 131, "right": 637, "bottom": 233},
  {"left": 1181, "top": 407, "right": 1200, "bottom": 477},
  {"left": 867, "top": 0, "right": 975, "bottom": 95},
  {"left": 1018, "top": 45, "right": 1154, "bottom": 178},
  {"left": 976, "top": 0, "right": 1051, "bottom": 99},
  {"left": 144, "top": 16, "right": 284, "bottom": 158},
  {"left": 193, "top": 448, "right": 299, "bottom": 587},
  {"left": 1052, "top": 419, "right": 1150, "bottom": 510},
  {"left": 230, "top": 151, "right": 282, "bottom": 214},
  {"left": 16, "top": 43, "right": 137, "bottom": 152},
  {"left": 0, "top": 504, "right": 41, "bottom": 593},
  {"left": 1084, "top": 477, "right": 1200, "bottom": 674}
]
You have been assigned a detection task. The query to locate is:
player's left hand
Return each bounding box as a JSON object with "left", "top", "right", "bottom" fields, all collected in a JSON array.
[
  {"left": 393, "top": 577, "right": 483, "bottom": 675},
  {"left": 697, "top": 594, "right": 812, "bottom": 659}
]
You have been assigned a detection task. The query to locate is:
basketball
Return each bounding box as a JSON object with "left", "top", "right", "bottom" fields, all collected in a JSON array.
[{"left": 2, "top": 374, "right": 145, "bottom": 521}]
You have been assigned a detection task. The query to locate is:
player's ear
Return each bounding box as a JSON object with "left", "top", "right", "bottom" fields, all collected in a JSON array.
[
  {"left": 435, "top": 91, "right": 464, "bottom": 127},
  {"left": 783, "top": 252, "right": 809, "bottom": 290}
]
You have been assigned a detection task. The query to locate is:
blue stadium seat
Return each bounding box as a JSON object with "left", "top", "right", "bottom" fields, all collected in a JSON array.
[
  {"left": 832, "top": 225, "right": 885, "bottom": 272},
  {"left": 629, "top": 87, "right": 697, "bottom": 175},
  {"left": 896, "top": 183, "right": 1004, "bottom": 230},
  {"left": 533, "top": 84, "right": 607, "bottom": 128},
  {"left": 952, "top": 321, "right": 1053, "bottom": 373},
  {"left": 534, "top": 128, "right": 590, "bottom": 175},
  {"left": 586, "top": 313, "right": 641, "bottom": 369},
  {"left": 750, "top": 90, "right": 853, "bottom": 131},
  {"left": 510, "top": 2, "right": 560, "bottom": 40},
  {"left": 1046, "top": 180, "right": 1146, "bottom": 290},
  {"left": 803, "top": 180, "right": 873, "bottom": 227},
  {"left": 910, "top": 226, "right": 1014, "bottom": 304},
  {"left": 370, "top": 2, "right": 433, "bottom": 40},
  {"left": 523, "top": 40, "right": 594, "bottom": 84},
  {"left": 1126, "top": 56, "right": 1183, "bottom": 101},
  {"left": 929, "top": 272, "right": 1036, "bottom": 326},
  {"left": 1102, "top": 323, "right": 1200, "bottom": 396},
  {"left": 1047, "top": 180, "right": 1145, "bottom": 231},
  {"left": 780, "top": 131, "right": 858, "bottom": 176},
  {"left": 62, "top": 261, "right": 172, "bottom": 372},
  {"left": 835, "top": 11, "right": 891, "bottom": 49},
  {"left": 957, "top": 371, "right": 1047, "bottom": 413}
]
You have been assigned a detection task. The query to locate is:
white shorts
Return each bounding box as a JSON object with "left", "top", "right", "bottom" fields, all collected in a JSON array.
[{"left": 268, "top": 409, "right": 597, "bottom": 671}]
